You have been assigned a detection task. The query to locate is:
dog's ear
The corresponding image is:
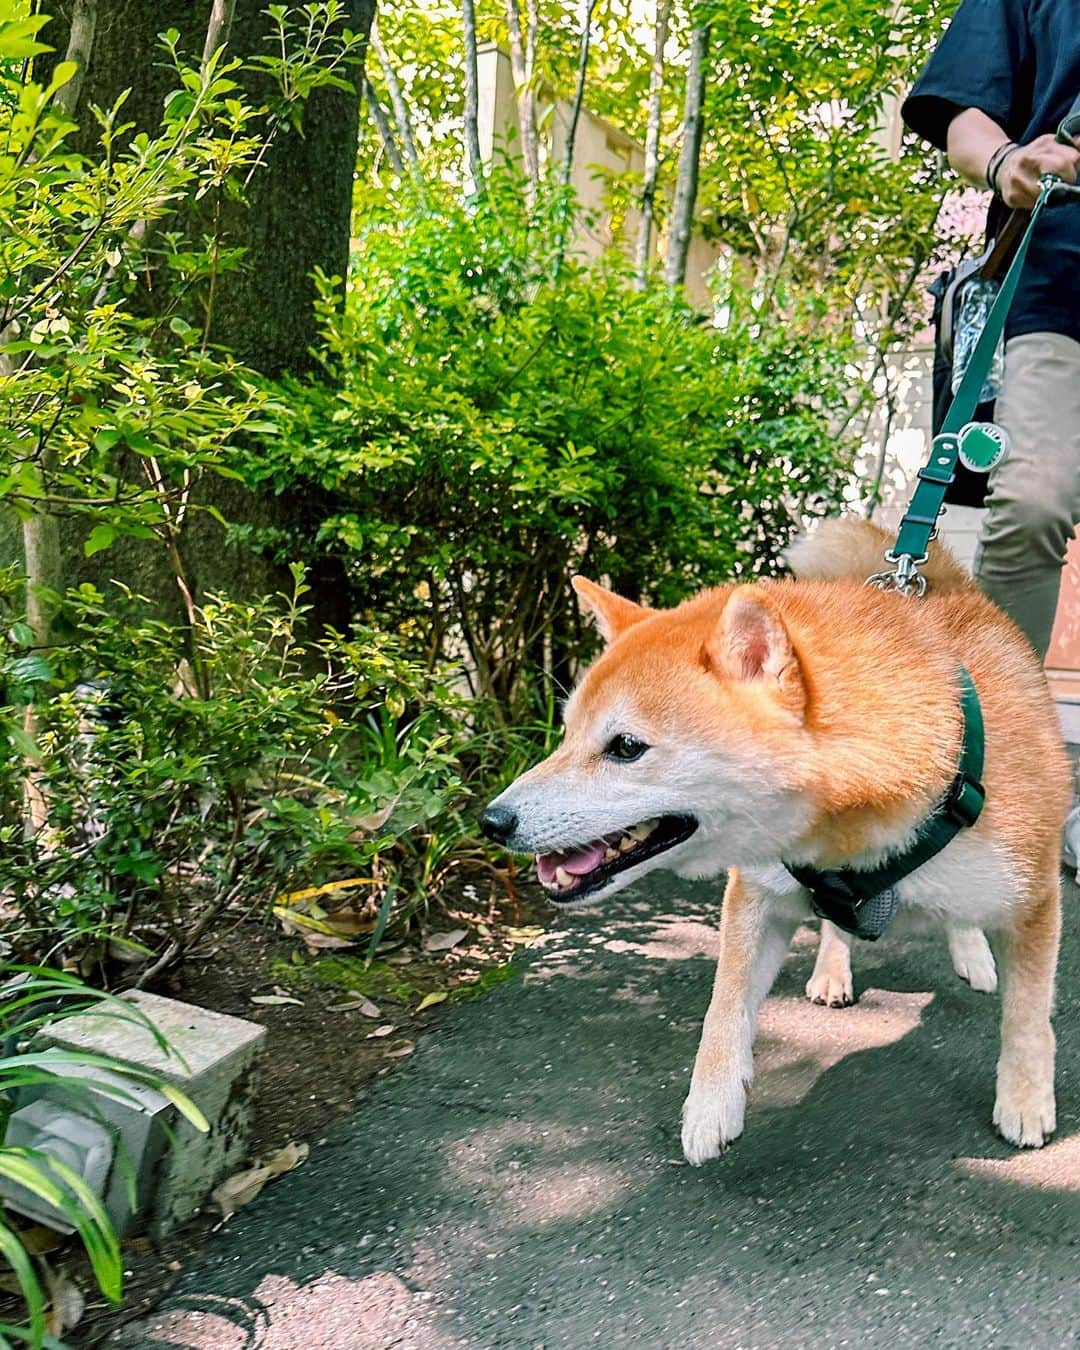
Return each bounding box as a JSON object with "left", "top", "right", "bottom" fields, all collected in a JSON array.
[
  {"left": 572, "top": 576, "right": 648, "bottom": 645},
  {"left": 709, "top": 589, "right": 805, "bottom": 712}
]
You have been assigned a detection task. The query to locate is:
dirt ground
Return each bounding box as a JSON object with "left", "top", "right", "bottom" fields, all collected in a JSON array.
[{"left": 8, "top": 873, "right": 553, "bottom": 1347}]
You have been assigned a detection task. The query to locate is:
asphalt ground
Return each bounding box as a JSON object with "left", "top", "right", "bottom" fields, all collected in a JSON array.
[{"left": 113, "top": 871, "right": 1080, "bottom": 1350}]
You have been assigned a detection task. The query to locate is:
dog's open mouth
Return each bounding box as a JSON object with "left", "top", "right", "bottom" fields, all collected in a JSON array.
[{"left": 536, "top": 814, "right": 699, "bottom": 904}]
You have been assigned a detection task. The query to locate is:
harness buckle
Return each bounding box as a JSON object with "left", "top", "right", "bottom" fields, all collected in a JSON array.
[{"left": 942, "top": 772, "right": 985, "bottom": 829}]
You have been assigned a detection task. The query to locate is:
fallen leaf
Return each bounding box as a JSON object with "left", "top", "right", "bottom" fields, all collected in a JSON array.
[
  {"left": 352, "top": 802, "right": 395, "bottom": 833},
  {"left": 275, "top": 908, "right": 366, "bottom": 946},
  {"left": 328, "top": 997, "right": 381, "bottom": 1017},
  {"left": 422, "top": 928, "right": 468, "bottom": 953},
  {"left": 384, "top": 1041, "right": 415, "bottom": 1058},
  {"left": 300, "top": 930, "right": 354, "bottom": 952},
  {"left": 276, "top": 878, "right": 379, "bottom": 907},
  {"left": 505, "top": 925, "right": 545, "bottom": 944},
  {"left": 366, "top": 1024, "right": 395, "bottom": 1038},
  {"left": 211, "top": 1142, "right": 309, "bottom": 1219},
  {"left": 416, "top": 991, "right": 448, "bottom": 1011},
  {"left": 250, "top": 994, "right": 304, "bottom": 1006}
]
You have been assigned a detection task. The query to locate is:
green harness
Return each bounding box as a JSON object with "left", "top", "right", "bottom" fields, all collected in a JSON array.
[
  {"left": 784, "top": 147, "right": 1080, "bottom": 939},
  {"left": 784, "top": 669, "right": 985, "bottom": 941}
]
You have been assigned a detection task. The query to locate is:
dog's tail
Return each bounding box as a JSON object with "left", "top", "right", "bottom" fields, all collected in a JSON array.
[{"left": 786, "top": 517, "right": 975, "bottom": 594}]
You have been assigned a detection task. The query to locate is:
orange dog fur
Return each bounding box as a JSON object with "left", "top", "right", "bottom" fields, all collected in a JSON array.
[{"left": 483, "top": 519, "right": 1070, "bottom": 1163}]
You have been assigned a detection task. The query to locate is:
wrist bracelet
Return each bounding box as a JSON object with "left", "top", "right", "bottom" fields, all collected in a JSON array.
[{"left": 986, "top": 141, "right": 1018, "bottom": 195}]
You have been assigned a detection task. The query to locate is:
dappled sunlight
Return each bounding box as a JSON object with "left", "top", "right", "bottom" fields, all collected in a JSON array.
[
  {"left": 442, "top": 1119, "right": 631, "bottom": 1226},
  {"left": 957, "top": 1135, "right": 1080, "bottom": 1194},
  {"left": 603, "top": 912, "right": 720, "bottom": 962},
  {"left": 535, "top": 914, "right": 821, "bottom": 971},
  {"left": 142, "top": 1271, "right": 458, "bottom": 1349},
  {"left": 754, "top": 989, "right": 934, "bottom": 1108}
]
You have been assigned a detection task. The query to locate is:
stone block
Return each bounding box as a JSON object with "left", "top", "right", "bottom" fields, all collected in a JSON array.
[{"left": 27, "top": 990, "right": 266, "bottom": 1235}]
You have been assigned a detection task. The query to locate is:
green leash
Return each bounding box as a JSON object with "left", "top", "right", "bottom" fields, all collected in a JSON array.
[{"left": 873, "top": 158, "right": 1080, "bottom": 596}]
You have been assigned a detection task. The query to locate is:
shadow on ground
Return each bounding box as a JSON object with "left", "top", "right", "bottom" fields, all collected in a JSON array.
[{"left": 112, "top": 875, "right": 1080, "bottom": 1349}]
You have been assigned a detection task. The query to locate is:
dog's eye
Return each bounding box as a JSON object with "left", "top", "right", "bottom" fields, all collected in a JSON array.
[{"left": 604, "top": 733, "right": 649, "bottom": 762}]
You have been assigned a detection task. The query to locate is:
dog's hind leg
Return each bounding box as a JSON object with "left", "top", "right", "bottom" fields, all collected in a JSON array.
[
  {"left": 805, "top": 920, "right": 854, "bottom": 1006},
  {"left": 947, "top": 925, "right": 997, "bottom": 993},
  {"left": 681, "top": 867, "right": 804, "bottom": 1165},
  {"left": 993, "top": 871, "right": 1060, "bottom": 1147}
]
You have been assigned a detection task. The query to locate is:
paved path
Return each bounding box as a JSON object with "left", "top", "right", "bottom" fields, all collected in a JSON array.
[{"left": 116, "top": 875, "right": 1080, "bottom": 1349}]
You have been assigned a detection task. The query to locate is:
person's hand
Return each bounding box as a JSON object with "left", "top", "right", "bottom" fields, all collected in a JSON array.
[{"left": 997, "top": 133, "right": 1080, "bottom": 208}]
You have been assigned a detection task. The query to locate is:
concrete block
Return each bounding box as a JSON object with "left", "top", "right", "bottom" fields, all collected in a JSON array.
[{"left": 31, "top": 991, "right": 266, "bottom": 1235}]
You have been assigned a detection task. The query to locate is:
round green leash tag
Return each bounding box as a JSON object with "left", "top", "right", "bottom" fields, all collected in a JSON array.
[{"left": 958, "top": 421, "right": 1010, "bottom": 474}]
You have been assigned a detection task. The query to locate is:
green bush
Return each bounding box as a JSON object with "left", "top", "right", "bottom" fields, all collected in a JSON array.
[
  {"left": 0, "top": 568, "right": 469, "bottom": 971},
  {"left": 242, "top": 177, "right": 856, "bottom": 719}
]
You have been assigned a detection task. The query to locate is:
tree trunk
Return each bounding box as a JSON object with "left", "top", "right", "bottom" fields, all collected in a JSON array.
[
  {"left": 20, "top": 0, "right": 98, "bottom": 650},
  {"left": 664, "top": 20, "right": 710, "bottom": 292},
  {"left": 505, "top": 0, "right": 539, "bottom": 198},
  {"left": 36, "top": 0, "right": 377, "bottom": 634},
  {"left": 634, "top": 0, "right": 672, "bottom": 287},
  {"left": 462, "top": 0, "right": 484, "bottom": 195}
]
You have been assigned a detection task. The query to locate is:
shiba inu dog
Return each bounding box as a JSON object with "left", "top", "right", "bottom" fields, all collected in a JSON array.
[{"left": 481, "top": 519, "right": 1070, "bottom": 1164}]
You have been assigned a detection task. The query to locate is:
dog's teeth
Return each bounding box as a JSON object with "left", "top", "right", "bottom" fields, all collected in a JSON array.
[
  {"left": 604, "top": 847, "right": 618, "bottom": 862},
  {"left": 555, "top": 866, "right": 573, "bottom": 888},
  {"left": 627, "top": 820, "right": 657, "bottom": 841},
  {"left": 618, "top": 836, "right": 636, "bottom": 852}
]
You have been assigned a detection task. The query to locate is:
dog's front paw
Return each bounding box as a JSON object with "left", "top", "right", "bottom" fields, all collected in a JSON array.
[
  {"left": 994, "top": 1057, "right": 1055, "bottom": 1148},
  {"left": 948, "top": 927, "right": 998, "bottom": 994},
  {"left": 804, "top": 967, "right": 854, "bottom": 1007},
  {"left": 681, "top": 1075, "right": 746, "bottom": 1165}
]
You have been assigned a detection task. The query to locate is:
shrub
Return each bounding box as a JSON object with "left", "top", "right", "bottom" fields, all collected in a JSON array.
[
  {"left": 0, "top": 568, "right": 469, "bottom": 974},
  {"left": 242, "top": 177, "right": 857, "bottom": 719}
]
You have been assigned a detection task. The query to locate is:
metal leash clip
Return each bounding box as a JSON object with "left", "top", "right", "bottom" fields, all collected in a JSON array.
[{"left": 867, "top": 550, "right": 928, "bottom": 597}]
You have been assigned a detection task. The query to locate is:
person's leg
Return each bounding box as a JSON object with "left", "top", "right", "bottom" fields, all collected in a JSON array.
[{"left": 973, "top": 332, "right": 1080, "bottom": 660}]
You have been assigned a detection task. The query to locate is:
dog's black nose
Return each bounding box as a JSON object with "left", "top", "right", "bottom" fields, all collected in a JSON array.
[{"left": 480, "top": 804, "right": 518, "bottom": 844}]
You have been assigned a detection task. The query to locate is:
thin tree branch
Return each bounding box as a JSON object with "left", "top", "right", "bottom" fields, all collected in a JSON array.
[
  {"left": 561, "top": 0, "right": 597, "bottom": 189},
  {"left": 201, "top": 0, "right": 237, "bottom": 70},
  {"left": 634, "top": 0, "right": 672, "bottom": 287},
  {"left": 461, "top": 0, "right": 484, "bottom": 194},
  {"left": 52, "top": 0, "right": 97, "bottom": 119},
  {"left": 505, "top": 0, "right": 539, "bottom": 197},
  {"left": 370, "top": 18, "right": 421, "bottom": 174},
  {"left": 664, "top": 19, "right": 710, "bottom": 291},
  {"left": 362, "top": 75, "right": 405, "bottom": 177}
]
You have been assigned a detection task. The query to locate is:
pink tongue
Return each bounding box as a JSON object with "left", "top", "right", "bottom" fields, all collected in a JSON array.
[{"left": 536, "top": 840, "right": 607, "bottom": 884}]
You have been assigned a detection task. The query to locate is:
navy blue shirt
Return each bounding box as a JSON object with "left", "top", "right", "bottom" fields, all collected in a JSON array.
[{"left": 903, "top": 0, "right": 1080, "bottom": 344}]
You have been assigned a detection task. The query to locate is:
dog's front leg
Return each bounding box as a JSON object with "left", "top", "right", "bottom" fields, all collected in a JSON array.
[{"left": 681, "top": 867, "right": 802, "bottom": 1164}]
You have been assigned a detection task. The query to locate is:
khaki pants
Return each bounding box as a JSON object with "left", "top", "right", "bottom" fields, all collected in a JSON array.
[{"left": 973, "top": 331, "right": 1080, "bottom": 660}]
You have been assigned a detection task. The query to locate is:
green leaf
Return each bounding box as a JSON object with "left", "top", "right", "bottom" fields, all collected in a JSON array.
[
  {"left": 158, "top": 1084, "right": 210, "bottom": 1133},
  {"left": 0, "top": 1219, "right": 44, "bottom": 1349},
  {"left": 92, "top": 429, "right": 123, "bottom": 453},
  {"left": 83, "top": 524, "right": 116, "bottom": 557}
]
